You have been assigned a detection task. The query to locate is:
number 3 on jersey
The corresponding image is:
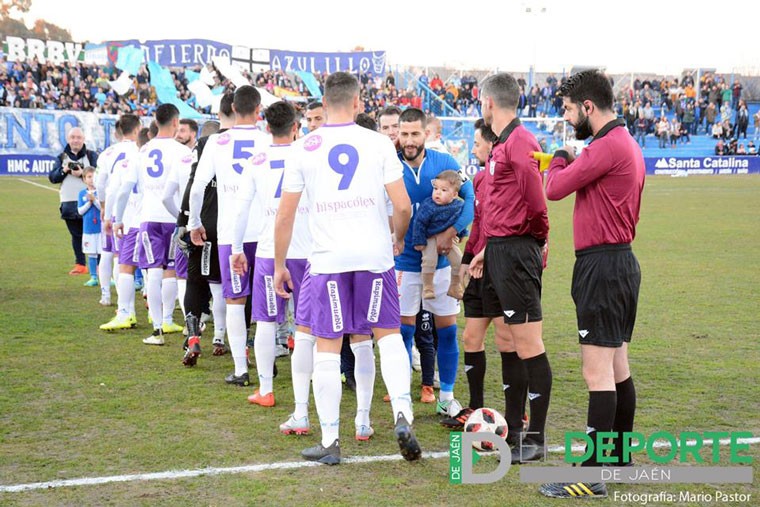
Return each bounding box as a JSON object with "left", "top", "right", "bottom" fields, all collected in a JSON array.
[
  {"left": 146, "top": 149, "right": 163, "bottom": 178},
  {"left": 328, "top": 144, "right": 358, "bottom": 190}
]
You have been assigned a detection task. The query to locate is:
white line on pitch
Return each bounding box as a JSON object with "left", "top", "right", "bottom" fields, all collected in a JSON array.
[
  {"left": 16, "top": 178, "right": 58, "bottom": 192},
  {"left": 1, "top": 437, "right": 756, "bottom": 493}
]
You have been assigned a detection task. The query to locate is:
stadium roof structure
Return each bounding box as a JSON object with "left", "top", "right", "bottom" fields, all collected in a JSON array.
[
  {"left": 569, "top": 65, "right": 607, "bottom": 74},
  {"left": 682, "top": 68, "right": 717, "bottom": 74}
]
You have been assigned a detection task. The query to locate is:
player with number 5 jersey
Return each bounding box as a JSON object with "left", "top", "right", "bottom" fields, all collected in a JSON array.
[
  {"left": 275, "top": 72, "right": 419, "bottom": 466},
  {"left": 188, "top": 85, "right": 270, "bottom": 388}
]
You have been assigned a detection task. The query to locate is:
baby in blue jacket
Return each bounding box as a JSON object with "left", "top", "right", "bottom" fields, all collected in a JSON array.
[{"left": 412, "top": 170, "right": 465, "bottom": 300}]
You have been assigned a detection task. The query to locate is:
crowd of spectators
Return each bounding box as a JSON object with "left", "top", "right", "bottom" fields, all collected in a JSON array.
[
  {"left": 615, "top": 72, "right": 759, "bottom": 153},
  {"left": 1, "top": 55, "right": 757, "bottom": 155}
]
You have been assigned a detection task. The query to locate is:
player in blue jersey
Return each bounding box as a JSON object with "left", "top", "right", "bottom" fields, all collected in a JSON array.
[{"left": 394, "top": 108, "right": 475, "bottom": 421}]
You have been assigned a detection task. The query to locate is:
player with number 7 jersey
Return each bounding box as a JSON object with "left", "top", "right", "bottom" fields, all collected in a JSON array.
[{"left": 231, "top": 138, "right": 311, "bottom": 407}]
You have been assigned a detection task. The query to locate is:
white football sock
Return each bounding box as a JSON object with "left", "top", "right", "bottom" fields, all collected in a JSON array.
[
  {"left": 439, "top": 390, "right": 454, "bottom": 402},
  {"left": 313, "top": 351, "right": 341, "bottom": 448},
  {"left": 161, "top": 276, "right": 177, "bottom": 325},
  {"left": 116, "top": 273, "right": 134, "bottom": 318},
  {"left": 378, "top": 333, "right": 413, "bottom": 424},
  {"left": 351, "top": 340, "right": 375, "bottom": 428},
  {"left": 210, "top": 283, "right": 226, "bottom": 341},
  {"left": 254, "top": 321, "right": 277, "bottom": 395},
  {"left": 146, "top": 268, "right": 163, "bottom": 330},
  {"left": 292, "top": 331, "right": 315, "bottom": 419},
  {"left": 112, "top": 256, "right": 120, "bottom": 284},
  {"left": 99, "top": 252, "right": 113, "bottom": 295},
  {"left": 176, "top": 278, "right": 187, "bottom": 322},
  {"left": 227, "top": 304, "right": 248, "bottom": 376}
]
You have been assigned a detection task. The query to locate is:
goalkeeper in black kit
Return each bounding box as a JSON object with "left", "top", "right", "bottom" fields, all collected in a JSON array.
[{"left": 176, "top": 93, "right": 235, "bottom": 366}]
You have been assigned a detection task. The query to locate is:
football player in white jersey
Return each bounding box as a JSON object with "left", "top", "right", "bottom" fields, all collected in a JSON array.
[
  {"left": 161, "top": 129, "right": 194, "bottom": 359},
  {"left": 188, "top": 85, "right": 270, "bottom": 386},
  {"left": 94, "top": 120, "right": 124, "bottom": 306},
  {"left": 274, "top": 72, "right": 419, "bottom": 465},
  {"left": 100, "top": 114, "right": 143, "bottom": 331},
  {"left": 230, "top": 100, "right": 310, "bottom": 410},
  {"left": 115, "top": 104, "right": 193, "bottom": 345}
]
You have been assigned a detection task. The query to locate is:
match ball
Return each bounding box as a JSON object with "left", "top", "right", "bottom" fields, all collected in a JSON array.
[{"left": 465, "top": 407, "right": 508, "bottom": 451}]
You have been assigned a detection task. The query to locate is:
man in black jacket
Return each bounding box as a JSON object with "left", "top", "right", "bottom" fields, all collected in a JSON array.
[{"left": 48, "top": 127, "right": 99, "bottom": 275}]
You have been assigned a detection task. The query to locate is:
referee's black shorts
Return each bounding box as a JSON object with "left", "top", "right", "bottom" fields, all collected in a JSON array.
[
  {"left": 572, "top": 243, "right": 641, "bottom": 348},
  {"left": 463, "top": 276, "right": 503, "bottom": 319},
  {"left": 483, "top": 235, "right": 543, "bottom": 324}
]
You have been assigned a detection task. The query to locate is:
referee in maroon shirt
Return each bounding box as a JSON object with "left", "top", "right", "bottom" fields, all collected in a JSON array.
[
  {"left": 470, "top": 73, "right": 552, "bottom": 464},
  {"left": 540, "top": 70, "right": 644, "bottom": 499}
]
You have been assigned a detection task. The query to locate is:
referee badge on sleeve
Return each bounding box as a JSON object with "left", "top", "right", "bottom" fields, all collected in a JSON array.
[{"left": 489, "top": 160, "right": 496, "bottom": 175}]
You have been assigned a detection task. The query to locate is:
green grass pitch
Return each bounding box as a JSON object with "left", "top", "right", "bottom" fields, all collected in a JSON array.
[{"left": 0, "top": 176, "right": 758, "bottom": 506}]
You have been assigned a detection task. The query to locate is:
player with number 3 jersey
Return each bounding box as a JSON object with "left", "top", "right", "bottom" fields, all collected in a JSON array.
[{"left": 117, "top": 104, "right": 192, "bottom": 345}]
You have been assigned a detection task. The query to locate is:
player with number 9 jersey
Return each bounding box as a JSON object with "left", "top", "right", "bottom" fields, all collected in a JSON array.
[
  {"left": 283, "top": 124, "right": 401, "bottom": 275},
  {"left": 275, "top": 72, "right": 419, "bottom": 466}
]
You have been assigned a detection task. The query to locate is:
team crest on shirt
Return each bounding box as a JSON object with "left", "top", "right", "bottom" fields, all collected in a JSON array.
[
  {"left": 251, "top": 152, "right": 267, "bottom": 165},
  {"left": 489, "top": 160, "right": 495, "bottom": 175},
  {"left": 304, "top": 134, "right": 322, "bottom": 152},
  {"left": 121, "top": 160, "right": 129, "bottom": 168},
  {"left": 217, "top": 132, "right": 231, "bottom": 145}
]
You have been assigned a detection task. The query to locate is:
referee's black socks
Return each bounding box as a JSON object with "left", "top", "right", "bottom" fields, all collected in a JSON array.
[
  {"left": 582, "top": 390, "right": 617, "bottom": 467},
  {"left": 523, "top": 352, "right": 552, "bottom": 444},
  {"left": 464, "top": 351, "right": 486, "bottom": 409},
  {"left": 609, "top": 376, "right": 636, "bottom": 465},
  {"left": 500, "top": 351, "right": 528, "bottom": 442}
]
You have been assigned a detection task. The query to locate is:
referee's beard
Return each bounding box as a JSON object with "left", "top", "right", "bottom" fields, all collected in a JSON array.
[{"left": 573, "top": 109, "right": 593, "bottom": 140}]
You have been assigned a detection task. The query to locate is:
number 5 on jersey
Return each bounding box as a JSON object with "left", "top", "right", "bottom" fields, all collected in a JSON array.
[{"left": 233, "top": 140, "right": 256, "bottom": 174}]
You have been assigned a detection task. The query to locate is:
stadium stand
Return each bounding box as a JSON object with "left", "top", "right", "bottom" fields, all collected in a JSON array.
[{"left": 0, "top": 54, "right": 757, "bottom": 156}]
